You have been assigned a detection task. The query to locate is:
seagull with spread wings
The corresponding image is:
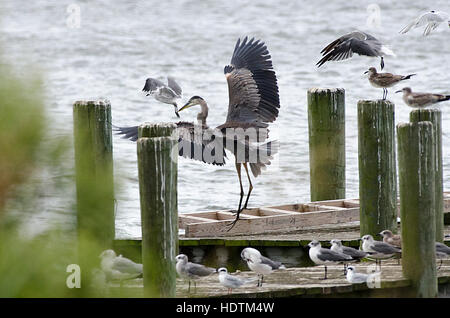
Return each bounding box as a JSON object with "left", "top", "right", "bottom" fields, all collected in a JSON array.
[
  {"left": 142, "top": 76, "right": 183, "bottom": 117},
  {"left": 317, "top": 31, "right": 395, "bottom": 70},
  {"left": 400, "top": 10, "right": 450, "bottom": 36}
]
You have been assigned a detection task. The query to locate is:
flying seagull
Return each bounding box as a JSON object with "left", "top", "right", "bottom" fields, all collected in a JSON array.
[
  {"left": 365, "top": 67, "right": 416, "bottom": 100},
  {"left": 308, "top": 240, "right": 352, "bottom": 279},
  {"left": 361, "top": 234, "right": 401, "bottom": 269},
  {"left": 99, "top": 249, "right": 143, "bottom": 282},
  {"left": 317, "top": 31, "right": 395, "bottom": 70},
  {"left": 396, "top": 87, "right": 450, "bottom": 108},
  {"left": 400, "top": 10, "right": 450, "bottom": 36},
  {"left": 240, "top": 247, "right": 285, "bottom": 287},
  {"left": 142, "top": 76, "right": 182, "bottom": 118},
  {"left": 175, "top": 254, "right": 216, "bottom": 293}
]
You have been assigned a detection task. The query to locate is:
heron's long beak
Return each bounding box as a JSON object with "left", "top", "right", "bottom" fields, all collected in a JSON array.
[
  {"left": 395, "top": 90, "right": 402, "bottom": 93},
  {"left": 179, "top": 101, "right": 195, "bottom": 112}
]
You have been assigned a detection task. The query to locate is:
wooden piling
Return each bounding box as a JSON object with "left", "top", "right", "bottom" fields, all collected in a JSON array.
[
  {"left": 410, "top": 109, "right": 444, "bottom": 241},
  {"left": 357, "top": 100, "right": 397, "bottom": 237},
  {"left": 73, "top": 100, "right": 115, "bottom": 293},
  {"left": 137, "top": 123, "right": 178, "bottom": 297},
  {"left": 307, "top": 88, "right": 345, "bottom": 201},
  {"left": 397, "top": 121, "right": 437, "bottom": 298}
]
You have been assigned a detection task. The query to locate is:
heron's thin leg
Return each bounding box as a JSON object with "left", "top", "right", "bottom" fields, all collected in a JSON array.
[
  {"left": 173, "top": 103, "right": 180, "bottom": 118},
  {"left": 227, "top": 162, "right": 244, "bottom": 229},
  {"left": 242, "top": 163, "right": 253, "bottom": 210}
]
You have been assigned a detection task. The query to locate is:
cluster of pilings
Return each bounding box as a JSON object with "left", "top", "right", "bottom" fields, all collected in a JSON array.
[
  {"left": 308, "top": 88, "right": 444, "bottom": 297},
  {"left": 73, "top": 89, "right": 446, "bottom": 297}
]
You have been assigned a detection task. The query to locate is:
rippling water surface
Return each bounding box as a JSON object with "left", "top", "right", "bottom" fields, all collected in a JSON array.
[{"left": 1, "top": 0, "right": 449, "bottom": 238}]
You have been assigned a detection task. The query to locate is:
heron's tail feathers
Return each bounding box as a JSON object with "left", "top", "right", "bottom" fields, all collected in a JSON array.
[
  {"left": 249, "top": 140, "right": 279, "bottom": 177},
  {"left": 114, "top": 125, "right": 139, "bottom": 142}
]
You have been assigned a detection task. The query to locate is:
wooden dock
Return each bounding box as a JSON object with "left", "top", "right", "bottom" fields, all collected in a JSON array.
[{"left": 104, "top": 259, "right": 450, "bottom": 298}]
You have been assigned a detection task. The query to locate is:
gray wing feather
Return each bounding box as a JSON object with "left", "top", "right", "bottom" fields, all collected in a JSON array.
[
  {"left": 372, "top": 241, "right": 401, "bottom": 254},
  {"left": 342, "top": 246, "right": 367, "bottom": 259},
  {"left": 436, "top": 242, "right": 450, "bottom": 255},
  {"left": 318, "top": 249, "right": 352, "bottom": 262},
  {"left": 260, "top": 255, "right": 283, "bottom": 269},
  {"left": 143, "top": 78, "right": 165, "bottom": 93},
  {"left": 185, "top": 262, "right": 216, "bottom": 277},
  {"left": 112, "top": 257, "right": 143, "bottom": 274},
  {"left": 167, "top": 77, "right": 182, "bottom": 96}
]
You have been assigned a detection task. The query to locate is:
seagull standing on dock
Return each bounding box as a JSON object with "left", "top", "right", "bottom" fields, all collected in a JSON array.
[
  {"left": 308, "top": 240, "right": 352, "bottom": 279},
  {"left": 346, "top": 266, "right": 380, "bottom": 285},
  {"left": 379, "top": 230, "right": 402, "bottom": 248},
  {"left": 218, "top": 267, "right": 256, "bottom": 294},
  {"left": 330, "top": 239, "right": 368, "bottom": 274},
  {"left": 175, "top": 254, "right": 216, "bottom": 293},
  {"left": 99, "top": 249, "right": 143, "bottom": 282},
  {"left": 400, "top": 10, "right": 450, "bottom": 36},
  {"left": 365, "top": 67, "right": 416, "bottom": 100},
  {"left": 317, "top": 31, "right": 395, "bottom": 70},
  {"left": 395, "top": 87, "right": 450, "bottom": 108},
  {"left": 240, "top": 247, "right": 286, "bottom": 287},
  {"left": 436, "top": 242, "right": 450, "bottom": 269},
  {"left": 142, "top": 76, "right": 182, "bottom": 118},
  {"left": 361, "top": 235, "right": 401, "bottom": 269}
]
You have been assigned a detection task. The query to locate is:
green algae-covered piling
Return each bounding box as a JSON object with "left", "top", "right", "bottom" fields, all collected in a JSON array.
[
  {"left": 73, "top": 100, "right": 115, "bottom": 293},
  {"left": 397, "top": 121, "right": 437, "bottom": 298},
  {"left": 307, "top": 88, "right": 345, "bottom": 201},
  {"left": 73, "top": 100, "right": 115, "bottom": 246},
  {"left": 137, "top": 123, "right": 178, "bottom": 297},
  {"left": 357, "top": 100, "right": 397, "bottom": 237},
  {"left": 410, "top": 109, "right": 444, "bottom": 241}
]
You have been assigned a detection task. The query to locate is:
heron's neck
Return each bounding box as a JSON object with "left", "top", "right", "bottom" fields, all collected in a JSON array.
[{"left": 197, "top": 100, "right": 208, "bottom": 126}]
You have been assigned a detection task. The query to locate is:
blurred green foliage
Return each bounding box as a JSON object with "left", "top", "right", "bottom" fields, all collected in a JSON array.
[{"left": 0, "top": 60, "right": 112, "bottom": 297}]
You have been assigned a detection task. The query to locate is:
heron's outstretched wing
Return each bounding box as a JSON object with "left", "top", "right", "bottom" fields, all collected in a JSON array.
[
  {"left": 222, "top": 37, "right": 280, "bottom": 126},
  {"left": 167, "top": 76, "right": 182, "bottom": 96},
  {"left": 114, "top": 122, "right": 227, "bottom": 166}
]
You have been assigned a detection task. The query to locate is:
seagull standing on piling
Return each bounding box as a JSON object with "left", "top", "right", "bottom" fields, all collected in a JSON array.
[
  {"left": 317, "top": 31, "right": 395, "bottom": 70},
  {"left": 365, "top": 67, "right": 416, "bottom": 100},
  {"left": 361, "top": 235, "right": 401, "bottom": 269},
  {"left": 400, "top": 10, "right": 450, "bottom": 36},
  {"left": 240, "top": 247, "right": 286, "bottom": 287},
  {"left": 175, "top": 254, "right": 216, "bottom": 293},
  {"left": 308, "top": 240, "right": 352, "bottom": 279},
  {"left": 142, "top": 76, "right": 183, "bottom": 118},
  {"left": 395, "top": 87, "right": 450, "bottom": 108},
  {"left": 99, "top": 249, "right": 143, "bottom": 282}
]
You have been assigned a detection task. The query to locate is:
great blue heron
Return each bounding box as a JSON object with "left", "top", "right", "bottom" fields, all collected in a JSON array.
[
  {"left": 395, "top": 87, "right": 450, "bottom": 108},
  {"left": 142, "top": 76, "right": 182, "bottom": 117},
  {"left": 117, "top": 37, "right": 280, "bottom": 228},
  {"left": 400, "top": 10, "right": 450, "bottom": 36},
  {"left": 317, "top": 31, "right": 395, "bottom": 70},
  {"left": 364, "top": 67, "right": 416, "bottom": 100}
]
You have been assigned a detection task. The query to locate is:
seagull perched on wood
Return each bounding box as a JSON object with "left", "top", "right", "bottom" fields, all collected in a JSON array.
[
  {"left": 240, "top": 247, "right": 285, "bottom": 287},
  {"left": 436, "top": 242, "right": 450, "bottom": 269},
  {"left": 395, "top": 87, "right": 450, "bottom": 108},
  {"left": 379, "top": 230, "right": 402, "bottom": 248},
  {"left": 346, "top": 265, "right": 380, "bottom": 285},
  {"left": 317, "top": 31, "right": 395, "bottom": 70},
  {"left": 308, "top": 240, "right": 352, "bottom": 279},
  {"left": 99, "top": 249, "right": 143, "bottom": 282},
  {"left": 330, "top": 239, "right": 368, "bottom": 274},
  {"left": 175, "top": 254, "right": 216, "bottom": 293},
  {"left": 142, "top": 76, "right": 182, "bottom": 118},
  {"left": 365, "top": 67, "right": 416, "bottom": 100},
  {"left": 218, "top": 267, "right": 257, "bottom": 294},
  {"left": 400, "top": 10, "right": 450, "bottom": 36},
  {"left": 361, "top": 234, "right": 401, "bottom": 269}
]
